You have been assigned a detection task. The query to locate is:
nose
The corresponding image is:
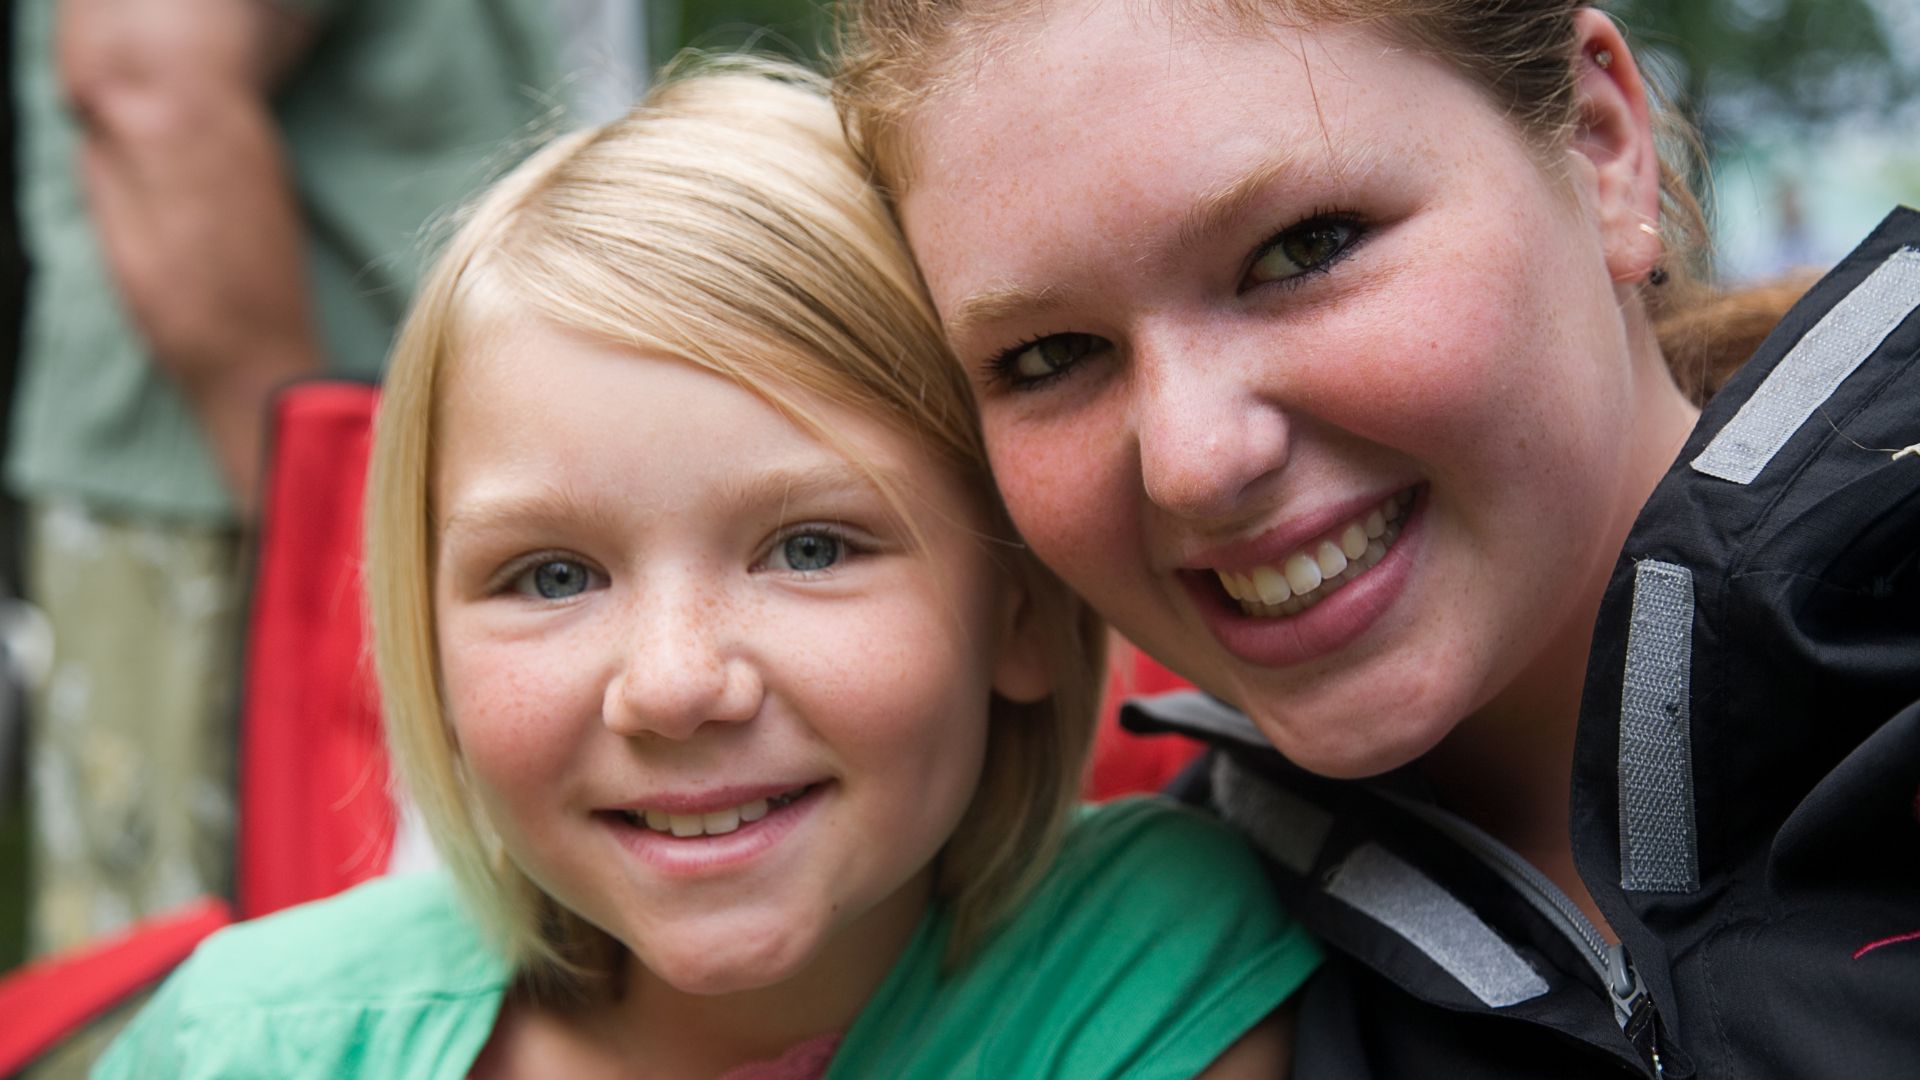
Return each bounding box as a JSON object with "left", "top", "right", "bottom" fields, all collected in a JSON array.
[
  {"left": 1131, "top": 329, "right": 1290, "bottom": 522},
  {"left": 601, "top": 578, "right": 762, "bottom": 741}
]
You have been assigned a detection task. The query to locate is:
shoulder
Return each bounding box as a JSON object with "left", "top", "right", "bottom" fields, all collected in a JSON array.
[
  {"left": 831, "top": 798, "right": 1320, "bottom": 1080},
  {"left": 95, "top": 872, "right": 508, "bottom": 1078},
  {"left": 1016, "top": 797, "right": 1321, "bottom": 992},
  {"left": 173, "top": 870, "right": 504, "bottom": 1011},
  {"left": 1005, "top": 795, "right": 1316, "bottom": 945},
  {"left": 1051, "top": 795, "right": 1276, "bottom": 893}
]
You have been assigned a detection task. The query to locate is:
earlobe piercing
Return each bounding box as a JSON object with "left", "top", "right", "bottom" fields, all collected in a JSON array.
[{"left": 1637, "top": 221, "right": 1667, "bottom": 285}]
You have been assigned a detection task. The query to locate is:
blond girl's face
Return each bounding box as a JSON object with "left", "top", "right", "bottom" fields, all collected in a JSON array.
[
  {"left": 899, "top": 3, "right": 1685, "bottom": 777},
  {"left": 431, "top": 315, "right": 1044, "bottom": 996}
]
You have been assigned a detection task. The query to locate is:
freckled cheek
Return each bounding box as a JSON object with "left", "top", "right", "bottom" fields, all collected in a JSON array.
[
  {"left": 770, "top": 596, "right": 995, "bottom": 777},
  {"left": 982, "top": 417, "right": 1138, "bottom": 590},
  {"left": 1309, "top": 279, "right": 1543, "bottom": 458},
  {"left": 436, "top": 635, "right": 589, "bottom": 803}
]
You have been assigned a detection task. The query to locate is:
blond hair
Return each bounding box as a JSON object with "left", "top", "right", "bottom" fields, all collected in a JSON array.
[
  {"left": 834, "top": 0, "right": 1798, "bottom": 402},
  {"left": 365, "top": 59, "right": 1104, "bottom": 994}
]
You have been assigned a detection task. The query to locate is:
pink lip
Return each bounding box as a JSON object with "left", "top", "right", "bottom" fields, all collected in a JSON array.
[
  {"left": 604, "top": 781, "right": 819, "bottom": 816},
  {"left": 1181, "top": 488, "right": 1425, "bottom": 669},
  {"left": 600, "top": 783, "right": 828, "bottom": 878},
  {"left": 1179, "top": 486, "right": 1413, "bottom": 572}
]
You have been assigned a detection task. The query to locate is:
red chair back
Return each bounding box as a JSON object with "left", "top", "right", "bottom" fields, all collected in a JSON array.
[
  {"left": 1083, "top": 637, "right": 1204, "bottom": 800},
  {"left": 236, "top": 380, "right": 394, "bottom": 918}
]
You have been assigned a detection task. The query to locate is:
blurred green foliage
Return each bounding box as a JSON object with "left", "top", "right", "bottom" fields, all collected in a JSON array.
[
  {"left": 653, "top": 0, "right": 832, "bottom": 67},
  {"left": 1610, "top": 1, "right": 1906, "bottom": 142},
  {"left": 657, "top": 0, "right": 1915, "bottom": 154}
]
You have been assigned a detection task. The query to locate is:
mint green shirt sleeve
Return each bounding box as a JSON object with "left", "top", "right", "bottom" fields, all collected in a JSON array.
[
  {"left": 90, "top": 873, "right": 509, "bottom": 1079},
  {"left": 92, "top": 958, "right": 194, "bottom": 1079},
  {"left": 829, "top": 798, "right": 1323, "bottom": 1078}
]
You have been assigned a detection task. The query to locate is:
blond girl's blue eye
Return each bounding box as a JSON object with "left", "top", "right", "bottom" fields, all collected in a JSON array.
[
  {"left": 775, "top": 532, "right": 841, "bottom": 572},
  {"left": 518, "top": 559, "right": 593, "bottom": 599},
  {"left": 1247, "top": 217, "right": 1360, "bottom": 287}
]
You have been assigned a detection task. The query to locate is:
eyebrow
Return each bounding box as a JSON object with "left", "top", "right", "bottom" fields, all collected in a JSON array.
[
  {"left": 712, "top": 460, "right": 902, "bottom": 519},
  {"left": 945, "top": 281, "right": 1068, "bottom": 346},
  {"left": 1176, "top": 138, "right": 1388, "bottom": 253},
  {"left": 437, "top": 461, "right": 905, "bottom": 543},
  {"left": 1175, "top": 148, "right": 1314, "bottom": 253},
  {"left": 436, "top": 483, "right": 612, "bottom": 544},
  {"left": 944, "top": 140, "right": 1386, "bottom": 344}
]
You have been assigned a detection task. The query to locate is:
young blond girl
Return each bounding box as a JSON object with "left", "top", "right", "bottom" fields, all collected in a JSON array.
[{"left": 95, "top": 65, "right": 1320, "bottom": 1078}]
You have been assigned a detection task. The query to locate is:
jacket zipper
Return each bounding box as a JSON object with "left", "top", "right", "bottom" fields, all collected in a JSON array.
[{"left": 1380, "top": 792, "right": 1665, "bottom": 1077}]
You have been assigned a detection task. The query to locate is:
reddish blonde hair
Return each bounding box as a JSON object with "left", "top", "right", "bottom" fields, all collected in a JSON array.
[{"left": 833, "top": 0, "right": 1803, "bottom": 400}]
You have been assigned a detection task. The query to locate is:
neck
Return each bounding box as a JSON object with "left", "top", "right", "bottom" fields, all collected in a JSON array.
[
  {"left": 1419, "top": 312, "right": 1700, "bottom": 938},
  {"left": 1417, "top": 587, "right": 1606, "bottom": 933},
  {"left": 595, "top": 873, "right": 930, "bottom": 1076}
]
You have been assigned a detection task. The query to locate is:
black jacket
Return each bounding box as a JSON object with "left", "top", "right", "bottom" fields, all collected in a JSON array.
[{"left": 1125, "top": 206, "right": 1920, "bottom": 1079}]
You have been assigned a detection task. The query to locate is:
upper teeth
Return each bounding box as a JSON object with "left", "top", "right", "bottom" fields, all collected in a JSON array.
[
  {"left": 618, "top": 787, "right": 807, "bottom": 838},
  {"left": 1214, "top": 490, "right": 1410, "bottom": 617}
]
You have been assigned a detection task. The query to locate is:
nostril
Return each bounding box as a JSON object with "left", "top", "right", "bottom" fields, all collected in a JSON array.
[{"left": 1136, "top": 399, "right": 1289, "bottom": 522}]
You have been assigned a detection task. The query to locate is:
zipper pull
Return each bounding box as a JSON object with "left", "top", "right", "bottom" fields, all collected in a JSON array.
[{"left": 1607, "top": 942, "right": 1665, "bottom": 1077}]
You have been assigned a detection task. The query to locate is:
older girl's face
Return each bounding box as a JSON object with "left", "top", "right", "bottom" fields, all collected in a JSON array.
[{"left": 900, "top": 3, "right": 1691, "bottom": 777}]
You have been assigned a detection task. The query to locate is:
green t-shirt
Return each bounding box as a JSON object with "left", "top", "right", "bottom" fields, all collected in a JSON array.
[
  {"left": 96, "top": 799, "right": 1322, "bottom": 1078},
  {"left": 9, "top": 0, "right": 561, "bottom": 522}
]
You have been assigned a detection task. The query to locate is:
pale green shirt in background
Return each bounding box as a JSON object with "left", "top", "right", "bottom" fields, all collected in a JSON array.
[{"left": 9, "top": 0, "right": 562, "bottom": 522}]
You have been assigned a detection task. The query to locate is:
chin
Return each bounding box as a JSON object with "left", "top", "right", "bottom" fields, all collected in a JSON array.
[
  {"left": 1248, "top": 701, "right": 1458, "bottom": 781},
  {"left": 637, "top": 924, "right": 816, "bottom": 997}
]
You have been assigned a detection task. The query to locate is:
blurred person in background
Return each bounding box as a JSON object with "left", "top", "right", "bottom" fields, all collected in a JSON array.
[{"left": 10, "top": 0, "right": 564, "bottom": 1068}]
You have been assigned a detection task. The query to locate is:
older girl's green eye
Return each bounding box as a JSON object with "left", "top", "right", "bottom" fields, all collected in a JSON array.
[
  {"left": 1008, "top": 333, "right": 1102, "bottom": 382},
  {"left": 1248, "top": 219, "right": 1358, "bottom": 286}
]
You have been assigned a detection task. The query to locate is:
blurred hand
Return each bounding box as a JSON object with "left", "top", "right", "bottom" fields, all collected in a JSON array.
[{"left": 59, "top": 0, "right": 322, "bottom": 510}]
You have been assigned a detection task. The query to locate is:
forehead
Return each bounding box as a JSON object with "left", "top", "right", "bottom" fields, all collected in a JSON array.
[
  {"left": 897, "top": 2, "right": 1487, "bottom": 297},
  {"left": 439, "top": 315, "right": 826, "bottom": 467},
  {"left": 907, "top": 1, "right": 1382, "bottom": 172},
  {"left": 432, "top": 314, "right": 980, "bottom": 524}
]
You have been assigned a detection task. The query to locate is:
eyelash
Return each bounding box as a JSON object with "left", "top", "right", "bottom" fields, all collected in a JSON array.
[
  {"left": 984, "top": 327, "right": 1087, "bottom": 394},
  {"left": 1241, "top": 209, "right": 1367, "bottom": 293},
  {"left": 982, "top": 209, "right": 1368, "bottom": 393},
  {"left": 490, "top": 549, "right": 602, "bottom": 600},
  {"left": 757, "top": 523, "right": 869, "bottom": 577},
  {"left": 486, "top": 525, "right": 873, "bottom": 590}
]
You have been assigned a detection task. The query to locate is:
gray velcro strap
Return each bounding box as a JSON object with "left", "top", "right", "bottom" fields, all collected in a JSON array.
[
  {"left": 1618, "top": 560, "right": 1700, "bottom": 893},
  {"left": 1692, "top": 246, "right": 1920, "bottom": 484},
  {"left": 1323, "top": 843, "right": 1550, "bottom": 1008},
  {"left": 1211, "top": 755, "right": 1333, "bottom": 874}
]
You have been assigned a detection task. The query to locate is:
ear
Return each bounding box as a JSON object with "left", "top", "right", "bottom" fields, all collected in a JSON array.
[
  {"left": 989, "top": 565, "right": 1057, "bottom": 705},
  {"left": 1568, "top": 9, "right": 1664, "bottom": 284}
]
